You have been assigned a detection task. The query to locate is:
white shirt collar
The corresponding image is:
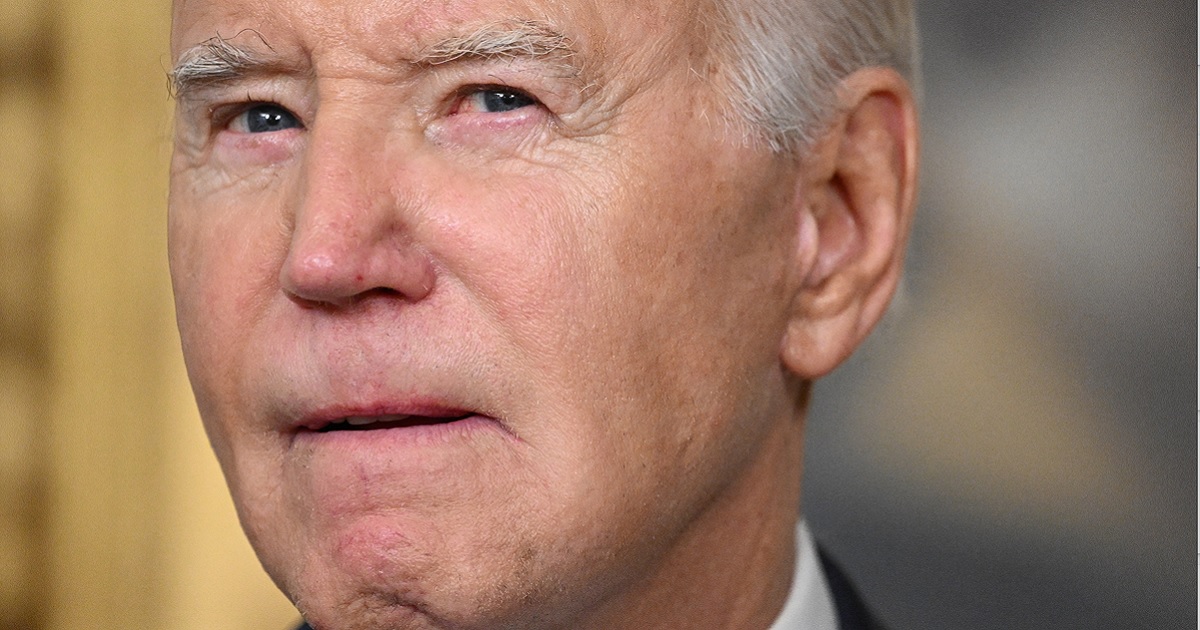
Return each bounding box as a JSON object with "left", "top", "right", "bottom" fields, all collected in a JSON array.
[{"left": 768, "top": 521, "right": 839, "bottom": 630}]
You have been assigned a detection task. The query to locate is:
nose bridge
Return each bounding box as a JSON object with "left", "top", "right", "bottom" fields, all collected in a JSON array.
[
  {"left": 281, "top": 111, "right": 435, "bottom": 306},
  {"left": 296, "top": 114, "right": 385, "bottom": 247}
]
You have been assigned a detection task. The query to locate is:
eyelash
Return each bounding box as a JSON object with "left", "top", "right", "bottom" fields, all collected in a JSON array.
[
  {"left": 449, "top": 85, "right": 542, "bottom": 116},
  {"left": 210, "top": 97, "right": 300, "bottom": 132}
]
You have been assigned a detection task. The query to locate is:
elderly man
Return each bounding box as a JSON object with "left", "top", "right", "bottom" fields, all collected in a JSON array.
[{"left": 167, "top": 0, "right": 919, "bottom": 627}]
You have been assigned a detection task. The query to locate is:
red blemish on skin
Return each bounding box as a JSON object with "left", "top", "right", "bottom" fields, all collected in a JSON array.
[{"left": 356, "top": 274, "right": 364, "bottom": 282}]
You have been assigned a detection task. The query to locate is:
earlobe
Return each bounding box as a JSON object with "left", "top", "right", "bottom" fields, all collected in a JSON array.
[{"left": 781, "top": 67, "right": 919, "bottom": 380}]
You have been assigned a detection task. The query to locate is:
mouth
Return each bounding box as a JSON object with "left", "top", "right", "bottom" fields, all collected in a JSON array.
[
  {"left": 315, "top": 413, "right": 475, "bottom": 433},
  {"left": 289, "top": 400, "right": 519, "bottom": 447}
]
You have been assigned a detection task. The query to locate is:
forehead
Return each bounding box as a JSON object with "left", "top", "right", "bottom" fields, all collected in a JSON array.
[{"left": 171, "top": 0, "right": 708, "bottom": 65}]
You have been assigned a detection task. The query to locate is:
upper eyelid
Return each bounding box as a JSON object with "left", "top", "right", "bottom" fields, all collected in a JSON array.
[
  {"left": 174, "top": 72, "right": 301, "bottom": 119},
  {"left": 425, "top": 59, "right": 583, "bottom": 108},
  {"left": 210, "top": 99, "right": 285, "bottom": 121},
  {"left": 457, "top": 83, "right": 539, "bottom": 100},
  {"left": 427, "top": 56, "right": 582, "bottom": 86}
]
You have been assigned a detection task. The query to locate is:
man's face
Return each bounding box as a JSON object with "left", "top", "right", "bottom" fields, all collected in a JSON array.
[{"left": 169, "top": 0, "right": 805, "bottom": 627}]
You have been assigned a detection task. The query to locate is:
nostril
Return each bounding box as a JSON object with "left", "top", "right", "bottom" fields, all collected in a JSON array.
[
  {"left": 358, "top": 286, "right": 410, "bottom": 302},
  {"left": 284, "top": 285, "right": 414, "bottom": 311}
]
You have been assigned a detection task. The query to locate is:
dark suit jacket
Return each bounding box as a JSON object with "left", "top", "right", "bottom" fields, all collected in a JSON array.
[
  {"left": 818, "top": 548, "right": 889, "bottom": 630},
  {"left": 293, "top": 550, "right": 886, "bottom": 630}
]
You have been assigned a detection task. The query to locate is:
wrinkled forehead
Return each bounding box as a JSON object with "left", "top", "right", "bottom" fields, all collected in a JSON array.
[{"left": 170, "top": 0, "right": 714, "bottom": 66}]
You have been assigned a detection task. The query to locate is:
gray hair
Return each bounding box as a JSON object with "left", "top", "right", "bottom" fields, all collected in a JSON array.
[{"left": 713, "top": 0, "right": 919, "bottom": 152}]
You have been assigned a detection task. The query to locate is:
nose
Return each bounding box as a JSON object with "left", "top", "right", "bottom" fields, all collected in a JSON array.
[{"left": 280, "top": 122, "right": 436, "bottom": 308}]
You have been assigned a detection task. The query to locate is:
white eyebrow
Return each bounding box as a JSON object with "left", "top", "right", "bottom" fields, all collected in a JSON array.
[
  {"left": 168, "top": 21, "right": 582, "bottom": 100},
  {"left": 169, "top": 30, "right": 277, "bottom": 98},
  {"left": 420, "top": 20, "right": 577, "bottom": 71}
]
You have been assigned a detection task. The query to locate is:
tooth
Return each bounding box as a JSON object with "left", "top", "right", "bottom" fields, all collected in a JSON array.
[{"left": 345, "top": 417, "right": 376, "bottom": 426}]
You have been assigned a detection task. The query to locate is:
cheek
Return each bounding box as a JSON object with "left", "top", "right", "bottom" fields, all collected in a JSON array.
[
  {"left": 430, "top": 168, "right": 602, "bottom": 343},
  {"left": 567, "top": 154, "right": 793, "bottom": 439},
  {"left": 169, "top": 179, "right": 290, "bottom": 410}
]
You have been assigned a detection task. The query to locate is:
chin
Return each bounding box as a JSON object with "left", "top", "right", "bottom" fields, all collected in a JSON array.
[
  {"left": 285, "top": 567, "right": 561, "bottom": 630},
  {"left": 296, "top": 596, "right": 436, "bottom": 630},
  {"left": 258, "top": 513, "right": 570, "bottom": 630}
]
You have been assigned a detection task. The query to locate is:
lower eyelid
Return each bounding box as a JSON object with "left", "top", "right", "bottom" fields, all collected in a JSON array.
[
  {"left": 426, "top": 108, "right": 550, "bottom": 149},
  {"left": 213, "top": 126, "right": 303, "bottom": 167},
  {"left": 456, "top": 106, "right": 541, "bottom": 127}
]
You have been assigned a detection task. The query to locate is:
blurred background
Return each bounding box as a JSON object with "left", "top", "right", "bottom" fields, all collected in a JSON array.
[
  {"left": 807, "top": 1, "right": 1196, "bottom": 629},
  {"left": 0, "top": 1, "right": 1193, "bottom": 629}
]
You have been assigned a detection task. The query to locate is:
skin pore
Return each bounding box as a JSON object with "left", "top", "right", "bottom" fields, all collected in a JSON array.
[{"left": 167, "top": 0, "right": 918, "bottom": 627}]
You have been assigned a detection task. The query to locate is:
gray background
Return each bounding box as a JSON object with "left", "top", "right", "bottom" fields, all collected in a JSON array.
[{"left": 804, "top": 1, "right": 1196, "bottom": 628}]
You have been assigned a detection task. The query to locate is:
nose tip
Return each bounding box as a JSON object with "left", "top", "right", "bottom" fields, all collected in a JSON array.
[{"left": 281, "top": 232, "right": 437, "bottom": 308}]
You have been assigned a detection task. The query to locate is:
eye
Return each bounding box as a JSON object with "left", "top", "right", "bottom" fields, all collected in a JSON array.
[
  {"left": 454, "top": 87, "right": 539, "bottom": 115},
  {"left": 228, "top": 103, "right": 303, "bottom": 133}
]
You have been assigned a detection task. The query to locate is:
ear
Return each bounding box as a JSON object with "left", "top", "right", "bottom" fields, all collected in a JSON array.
[{"left": 780, "top": 67, "right": 919, "bottom": 380}]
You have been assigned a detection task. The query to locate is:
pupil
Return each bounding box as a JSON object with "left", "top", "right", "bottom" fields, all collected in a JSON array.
[
  {"left": 482, "top": 90, "right": 532, "bottom": 113},
  {"left": 247, "top": 106, "right": 294, "bottom": 133}
]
